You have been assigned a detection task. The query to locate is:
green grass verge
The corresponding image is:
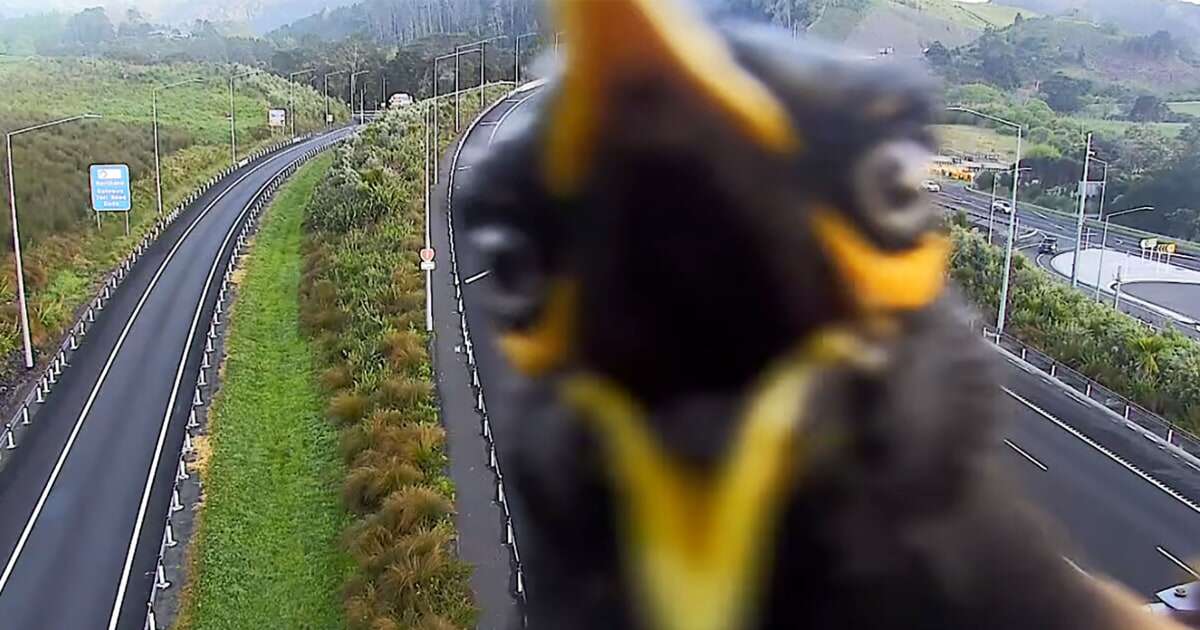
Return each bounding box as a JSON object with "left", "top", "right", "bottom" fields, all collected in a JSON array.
[
  {"left": 1167, "top": 101, "right": 1200, "bottom": 117},
  {"left": 177, "top": 152, "right": 349, "bottom": 630},
  {"left": 934, "top": 123, "right": 1018, "bottom": 161}
]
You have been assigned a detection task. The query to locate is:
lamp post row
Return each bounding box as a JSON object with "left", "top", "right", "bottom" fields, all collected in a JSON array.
[{"left": 9, "top": 32, "right": 552, "bottom": 372}]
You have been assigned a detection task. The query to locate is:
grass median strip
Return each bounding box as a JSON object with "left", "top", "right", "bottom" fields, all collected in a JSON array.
[{"left": 177, "top": 153, "right": 349, "bottom": 630}]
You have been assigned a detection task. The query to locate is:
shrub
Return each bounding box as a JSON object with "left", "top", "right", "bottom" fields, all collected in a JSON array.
[{"left": 329, "top": 393, "right": 369, "bottom": 426}]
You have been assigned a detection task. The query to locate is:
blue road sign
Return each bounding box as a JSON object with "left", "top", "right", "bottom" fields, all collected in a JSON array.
[{"left": 89, "top": 164, "right": 131, "bottom": 212}]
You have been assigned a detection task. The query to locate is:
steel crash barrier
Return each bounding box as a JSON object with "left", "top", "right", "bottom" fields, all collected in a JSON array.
[
  {"left": 980, "top": 325, "right": 1200, "bottom": 470},
  {"left": 0, "top": 135, "right": 326, "bottom": 468},
  {"left": 142, "top": 136, "right": 347, "bottom": 630}
]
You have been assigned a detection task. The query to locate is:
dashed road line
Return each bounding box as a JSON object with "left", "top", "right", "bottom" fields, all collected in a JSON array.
[
  {"left": 1005, "top": 388, "right": 1200, "bottom": 517},
  {"left": 1004, "top": 438, "right": 1048, "bottom": 471},
  {"left": 1156, "top": 546, "right": 1200, "bottom": 579}
]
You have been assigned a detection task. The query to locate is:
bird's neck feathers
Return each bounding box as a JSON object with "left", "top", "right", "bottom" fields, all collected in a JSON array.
[{"left": 561, "top": 328, "right": 876, "bottom": 630}]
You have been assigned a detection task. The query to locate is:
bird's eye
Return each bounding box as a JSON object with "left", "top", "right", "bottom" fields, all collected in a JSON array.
[
  {"left": 852, "top": 139, "right": 935, "bottom": 245},
  {"left": 470, "top": 225, "right": 546, "bottom": 328}
]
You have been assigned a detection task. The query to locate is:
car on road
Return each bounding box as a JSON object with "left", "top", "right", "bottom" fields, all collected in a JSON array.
[
  {"left": 992, "top": 199, "right": 1013, "bottom": 213},
  {"left": 920, "top": 179, "right": 941, "bottom": 193},
  {"left": 1038, "top": 235, "right": 1058, "bottom": 255}
]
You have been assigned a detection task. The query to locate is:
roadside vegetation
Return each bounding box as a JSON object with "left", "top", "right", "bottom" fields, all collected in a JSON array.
[
  {"left": 950, "top": 224, "right": 1200, "bottom": 434},
  {"left": 177, "top": 154, "right": 349, "bottom": 630},
  {"left": 0, "top": 56, "right": 344, "bottom": 385},
  {"left": 300, "top": 85, "right": 508, "bottom": 629}
]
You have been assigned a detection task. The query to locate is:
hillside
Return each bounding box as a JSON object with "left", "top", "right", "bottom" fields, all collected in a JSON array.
[
  {"left": 995, "top": 0, "right": 1200, "bottom": 47},
  {"left": 935, "top": 14, "right": 1200, "bottom": 97},
  {"left": 0, "top": 54, "right": 347, "bottom": 377},
  {"left": 819, "top": 0, "right": 1030, "bottom": 54}
]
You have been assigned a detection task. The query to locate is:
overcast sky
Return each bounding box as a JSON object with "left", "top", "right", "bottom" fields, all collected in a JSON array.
[{"left": 3, "top": 0, "right": 1200, "bottom": 20}]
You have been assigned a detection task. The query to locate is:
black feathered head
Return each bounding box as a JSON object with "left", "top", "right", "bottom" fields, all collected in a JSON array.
[{"left": 459, "top": 1, "right": 949, "bottom": 628}]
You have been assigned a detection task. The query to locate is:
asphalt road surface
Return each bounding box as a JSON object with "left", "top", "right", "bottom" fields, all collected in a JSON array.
[
  {"left": 1123, "top": 281, "right": 1200, "bottom": 323},
  {"left": 939, "top": 185, "right": 1200, "bottom": 340},
  {"left": 0, "top": 127, "right": 353, "bottom": 630}
]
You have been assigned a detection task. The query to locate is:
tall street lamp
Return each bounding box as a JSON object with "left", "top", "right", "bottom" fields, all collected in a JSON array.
[
  {"left": 324, "top": 70, "right": 346, "bottom": 127},
  {"left": 947, "top": 105, "right": 1023, "bottom": 336},
  {"left": 6, "top": 113, "right": 102, "bottom": 369},
  {"left": 475, "top": 35, "right": 508, "bottom": 109},
  {"left": 515, "top": 32, "right": 538, "bottom": 85},
  {"left": 1095, "top": 206, "right": 1154, "bottom": 301},
  {"left": 1071, "top": 132, "right": 1094, "bottom": 287},
  {"left": 987, "top": 165, "right": 1030, "bottom": 244},
  {"left": 455, "top": 46, "right": 483, "bottom": 131},
  {"left": 432, "top": 51, "right": 460, "bottom": 184},
  {"left": 288, "top": 68, "right": 315, "bottom": 140},
  {"left": 350, "top": 70, "right": 368, "bottom": 124},
  {"left": 228, "top": 69, "right": 260, "bottom": 166},
  {"left": 153, "top": 78, "right": 202, "bottom": 217}
]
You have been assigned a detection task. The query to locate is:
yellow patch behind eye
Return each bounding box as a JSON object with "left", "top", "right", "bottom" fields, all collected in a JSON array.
[
  {"left": 811, "top": 210, "right": 949, "bottom": 311},
  {"left": 496, "top": 279, "right": 577, "bottom": 376}
]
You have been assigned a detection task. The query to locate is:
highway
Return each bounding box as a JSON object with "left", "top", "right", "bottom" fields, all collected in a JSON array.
[
  {"left": 438, "top": 84, "right": 1200, "bottom": 629},
  {"left": 939, "top": 184, "right": 1200, "bottom": 339},
  {"left": 0, "top": 127, "right": 352, "bottom": 629}
]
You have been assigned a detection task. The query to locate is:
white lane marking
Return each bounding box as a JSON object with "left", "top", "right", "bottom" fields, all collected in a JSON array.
[
  {"left": 0, "top": 134, "right": 330, "bottom": 596},
  {"left": 1156, "top": 546, "right": 1200, "bottom": 579},
  {"left": 456, "top": 165, "right": 473, "bottom": 171},
  {"left": 488, "top": 91, "right": 538, "bottom": 146},
  {"left": 106, "top": 138, "right": 342, "bottom": 629},
  {"left": 1004, "top": 438, "right": 1048, "bottom": 471},
  {"left": 464, "top": 270, "right": 491, "bottom": 285},
  {"left": 1004, "top": 388, "right": 1200, "bottom": 516}
]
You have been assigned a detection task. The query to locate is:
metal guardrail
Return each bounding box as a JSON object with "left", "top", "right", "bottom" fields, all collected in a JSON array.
[
  {"left": 981, "top": 324, "right": 1200, "bottom": 466},
  {"left": 141, "top": 136, "right": 346, "bottom": 630},
  {"left": 0, "top": 136, "right": 316, "bottom": 468},
  {"left": 444, "top": 87, "right": 529, "bottom": 605}
]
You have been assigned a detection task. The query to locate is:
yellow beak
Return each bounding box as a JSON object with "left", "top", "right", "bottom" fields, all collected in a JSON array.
[{"left": 544, "top": 0, "right": 799, "bottom": 197}]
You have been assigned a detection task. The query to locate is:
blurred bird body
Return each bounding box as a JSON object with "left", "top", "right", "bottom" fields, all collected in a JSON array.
[{"left": 457, "top": 1, "right": 1188, "bottom": 629}]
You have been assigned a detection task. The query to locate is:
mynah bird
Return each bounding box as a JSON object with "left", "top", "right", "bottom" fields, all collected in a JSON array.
[{"left": 457, "top": 1, "right": 1188, "bottom": 629}]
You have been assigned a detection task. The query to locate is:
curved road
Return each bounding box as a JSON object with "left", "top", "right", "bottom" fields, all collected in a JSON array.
[
  {"left": 0, "top": 127, "right": 352, "bottom": 629},
  {"left": 440, "top": 85, "right": 1200, "bottom": 626}
]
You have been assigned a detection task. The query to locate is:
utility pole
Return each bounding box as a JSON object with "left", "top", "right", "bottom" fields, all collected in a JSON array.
[
  {"left": 515, "top": 32, "right": 538, "bottom": 85},
  {"left": 288, "top": 68, "right": 315, "bottom": 140},
  {"left": 228, "top": 69, "right": 259, "bottom": 166},
  {"left": 7, "top": 114, "right": 101, "bottom": 369},
  {"left": 324, "top": 70, "right": 346, "bottom": 127},
  {"left": 1071, "top": 132, "right": 1092, "bottom": 288},
  {"left": 152, "top": 78, "right": 202, "bottom": 217}
]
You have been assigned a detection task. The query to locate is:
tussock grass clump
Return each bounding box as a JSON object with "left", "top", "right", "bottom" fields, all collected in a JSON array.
[
  {"left": 320, "top": 365, "right": 354, "bottom": 392},
  {"left": 376, "top": 377, "right": 432, "bottom": 409},
  {"left": 299, "top": 90, "right": 511, "bottom": 629},
  {"left": 329, "top": 393, "right": 369, "bottom": 426}
]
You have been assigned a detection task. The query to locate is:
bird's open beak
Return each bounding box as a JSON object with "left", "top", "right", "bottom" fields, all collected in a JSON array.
[{"left": 544, "top": 0, "right": 800, "bottom": 197}]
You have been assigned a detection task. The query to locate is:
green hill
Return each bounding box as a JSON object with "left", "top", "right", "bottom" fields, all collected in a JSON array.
[{"left": 0, "top": 55, "right": 347, "bottom": 363}]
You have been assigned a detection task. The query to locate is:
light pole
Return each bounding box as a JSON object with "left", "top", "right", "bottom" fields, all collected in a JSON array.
[
  {"left": 424, "top": 101, "right": 433, "bottom": 332},
  {"left": 6, "top": 113, "right": 101, "bottom": 369},
  {"left": 947, "top": 106, "right": 1023, "bottom": 336},
  {"left": 1071, "top": 132, "right": 1093, "bottom": 287},
  {"left": 455, "top": 46, "right": 482, "bottom": 131},
  {"left": 432, "top": 51, "right": 459, "bottom": 183},
  {"left": 228, "top": 69, "right": 260, "bottom": 166},
  {"left": 153, "top": 78, "right": 202, "bottom": 217},
  {"left": 1095, "top": 206, "right": 1153, "bottom": 301},
  {"left": 986, "top": 165, "right": 1030, "bottom": 244},
  {"left": 287, "top": 68, "right": 315, "bottom": 140},
  {"left": 475, "top": 35, "right": 507, "bottom": 109},
  {"left": 515, "top": 32, "right": 538, "bottom": 85},
  {"left": 349, "top": 70, "right": 368, "bottom": 124},
  {"left": 324, "top": 70, "right": 346, "bottom": 127}
]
